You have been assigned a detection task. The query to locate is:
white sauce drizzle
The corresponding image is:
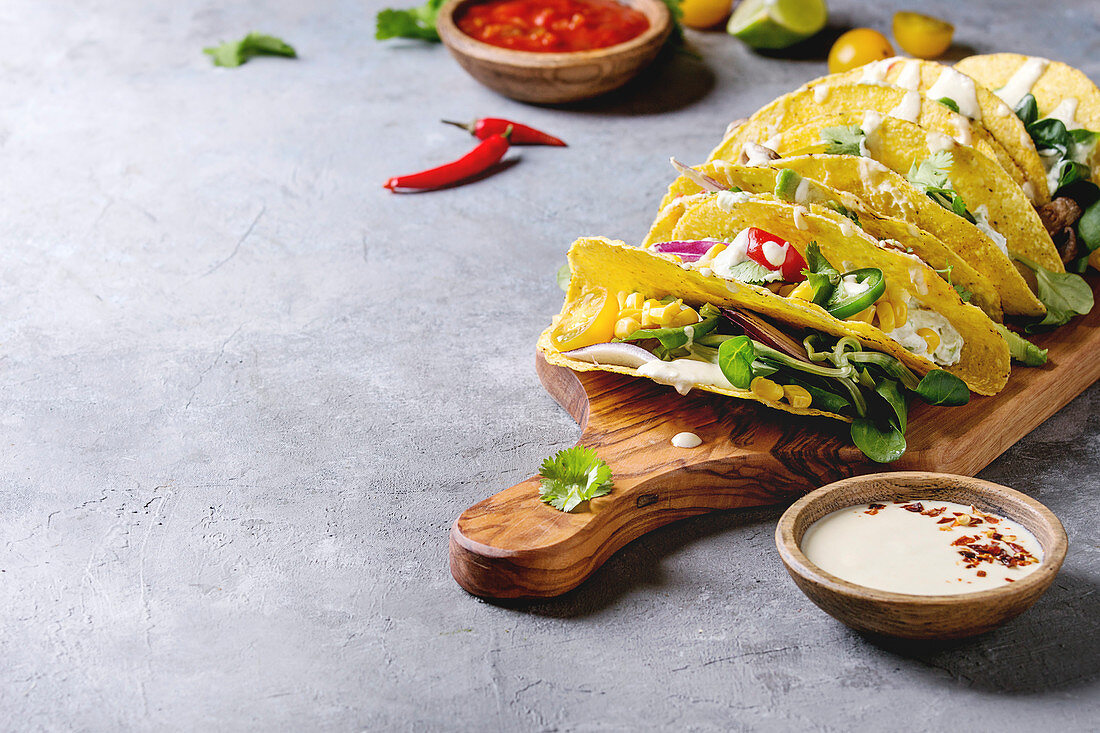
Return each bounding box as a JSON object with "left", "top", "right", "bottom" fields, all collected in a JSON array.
[
  {"left": 1021, "top": 181, "right": 1038, "bottom": 203},
  {"left": 994, "top": 57, "right": 1049, "bottom": 108},
  {"left": 671, "top": 432, "right": 702, "bottom": 449},
  {"left": 1047, "top": 97, "right": 1080, "bottom": 129},
  {"left": 813, "top": 85, "right": 829, "bottom": 104},
  {"left": 716, "top": 190, "right": 753, "bottom": 210},
  {"left": 792, "top": 206, "right": 810, "bottom": 230},
  {"left": 895, "top": 60, "right": 921, "bottom": 90},
  {"left": 927, "top": 68, "right": 982, "bottom": 121},
  {"left": 972, "top": 205, "right": 1009, "bottom": 255},
  {"left": 888, "top": 90, "right": 922, "bottom": 123},
  {"left": 637, "top": 359, "right": 733, "bottom": 395},
  {"left": 857, "top": 57, "right": 898, "bottom": 86},
  {"left": 927, "top": 132, "right": 955, "bottom": 153},
  {"left": 861, "top": 110, "right": 883, "bottom": 136},
  {"left": 950, "top": 117, "right": 972, "bottom": 146},
  {"left": 801, "top": 500, "right": 1043, "bottom": 595}
]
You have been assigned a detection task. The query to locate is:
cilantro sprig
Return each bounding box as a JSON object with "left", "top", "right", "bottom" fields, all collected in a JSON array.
[
  {"left": 820, "top": 126, "right": 866, "bottom": 157},
  {"left": 538, "top": 447, "right": 613, "bottom": 512},
  {"left": 376, "top": 0, "right": 445, "bottom": 41},
  {"left": 204, "top": 33, "right": 296, "bottom": 68},
  {"left": 906, "top": 151, "right": 976, "bottom": 223}
]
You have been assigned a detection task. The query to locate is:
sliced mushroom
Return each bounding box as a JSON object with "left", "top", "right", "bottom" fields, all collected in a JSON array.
[
  {"left": 670, "top": 158, "right": 726, "bottom": 193},
  {"left": 1038, "top": 196, "right": 1082, "bottom": 237},
  {"left": 1054, "top": 226, "right": 1080, "bottom": 264},
  {"left": 737, "top": 142, "right": 781, "bottom": 166}
]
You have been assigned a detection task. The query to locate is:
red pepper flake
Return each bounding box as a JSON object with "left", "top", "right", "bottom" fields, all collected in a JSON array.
[
  {"left": 951, "top": 535, "right": 977, "bottom": 546},
  {"left": 976, "top": 570, "right": 987, "bottom": 577},
  {"left": 1005, "top": 577, "right": 1015, "bottom": 582},
  {"left": 922, "top": 506, "right": 946, "bottom": 517},
  {"left": 864, "top": 503, "right": 886, "bottom": 515},
  {"left": 984, "top": 515, "right": 1001, "bottom": 524},
  {"left": 901, "top": 502, "right": 924, "bottom": 513},
  {"left": 937, "top": 517, "right": 955, "bottom": 524}
]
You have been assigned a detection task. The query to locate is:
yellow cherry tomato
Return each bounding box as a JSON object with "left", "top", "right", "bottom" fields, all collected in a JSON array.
[
  {"left": 892, "top": 11, "right": 954, "bottom": 59},
  {"left": 827, "top": 28, "right": 894, "bottom": 74},
  {"left": 550, "top": 288, "right": 619, "bottom": 352},
  {"left": 680, "top": 0, "right": 734, "bottom": 29}
]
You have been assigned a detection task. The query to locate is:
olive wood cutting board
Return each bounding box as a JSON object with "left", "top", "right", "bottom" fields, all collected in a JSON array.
[{"left": 450, "top": 276, "right": 1100, "bottom": 599}]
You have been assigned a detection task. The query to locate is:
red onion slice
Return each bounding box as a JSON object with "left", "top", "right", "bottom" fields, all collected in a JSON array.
[{"left": 649, "top": 240, "right": 720, "bottom": 262}]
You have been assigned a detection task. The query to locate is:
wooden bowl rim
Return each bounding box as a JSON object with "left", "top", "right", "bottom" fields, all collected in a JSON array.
[
  {"left": 437, "top": 0, "right": 672, "bottom": 67},
  {"left": 775, "top": 471, "right": 1068, "bottom": 608}
]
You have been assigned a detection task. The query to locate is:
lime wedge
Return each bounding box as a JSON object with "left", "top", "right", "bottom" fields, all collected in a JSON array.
[{"left": 728, "top": 0, "right": 828, "bottom": 50}]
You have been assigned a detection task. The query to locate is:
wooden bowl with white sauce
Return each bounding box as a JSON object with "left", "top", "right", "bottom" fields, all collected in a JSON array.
[{"left": 775, "top": 472, "right": 1067, "bottom": 639}]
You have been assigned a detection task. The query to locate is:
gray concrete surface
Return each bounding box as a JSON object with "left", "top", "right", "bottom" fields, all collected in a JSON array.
[{"left": 1, "top": 0, "right": 1098, "bottom": 729}]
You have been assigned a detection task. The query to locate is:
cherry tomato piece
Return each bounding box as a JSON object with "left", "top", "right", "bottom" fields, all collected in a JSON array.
[
  {"left": 827, "top": 28, "right": 894, "bottom": 74},
  {"left": 680, "top": 0, "right": 733, "bottom": 29},
  {"left": 892, "top": 12, "right": 953, "bottom": 59}
]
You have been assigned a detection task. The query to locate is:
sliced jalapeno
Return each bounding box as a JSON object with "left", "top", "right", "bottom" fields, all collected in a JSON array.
[{"left": 827, "top": 268, "right": 885, "bottom": 320}]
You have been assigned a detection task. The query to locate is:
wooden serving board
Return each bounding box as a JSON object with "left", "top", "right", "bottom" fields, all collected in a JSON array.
[{"left": 450, "top": 277, "right": 1100, "bottom": 599}]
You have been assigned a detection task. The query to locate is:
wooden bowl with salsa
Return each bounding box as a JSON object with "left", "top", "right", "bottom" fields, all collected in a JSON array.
[{"left": 436, "top": 0, "right": 671, "bottom": 103}]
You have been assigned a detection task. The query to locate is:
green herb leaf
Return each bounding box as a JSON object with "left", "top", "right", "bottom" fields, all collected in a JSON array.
[
  {"left": 914, "top": 370, "right": 970, "bottom": 406},
  {"left": 953, "top": 283, "right": 973, "bottom": 303},
  {"left": 937, "top": 97, "right": 960, "bottom": 113},
  {"left": 820, "top": 125, "right": 866, "bottom": 156},
  {"left": 556, "top": 262, "right": 570, "bottom": 292},
  {"left": 851, "top": 417, "right": 907, "bottom": 463},
  {"left": 1027, "top": 118, "right": 1071, "bottom": 155},
  {"left": 620, "top": 310, "right": 719, "bottom": 357},
  {"left": 655, "top": 0, "right": 686, "bottom": 49},
  {"left": 1078, "top": 199, "right": 1100, "bottom": 252},
  {"left": 718, "top": 335, "right": 756, "bottom": 389},
  {"left": 823, "top": 200, "right": 862, "bottom": 228},
  {"left": 1014, "top": 254, "right": 1095, "bottom": 331},
  {"left": 537, "top": 446, "right": 613, "bottom": 512},
  {"left": 789, "top": 378, "right": 851, "bottom": 413},
  {"left": 724, "top": 260, "right": 775, "bottom": 284},
  {"left": 874, "top": 379, "right": 908, "bottom": 433},
  {"left": 993, "top": 323, "right": 1048, "bottom": 367},
  {"left": 1070, "top": 128, "right": 1099, "bottom": 147},
  {"left": 802, "top": 241, "right": 840, "bottom": 306},
  {"left": 1055, "top": 160, "right": 1091, "bottom": 193},
  {"left": 204, "top": 32, "right": 297, "bottom": 67},
  {"left": 375, "top": 0, "right": 445, "bottom": 41},
  {"left": 906, "top": 152, "right": 975, "bottom": 221},
  {"left": 1013, "top": 94, "right": 1039, "bottom": 127}
]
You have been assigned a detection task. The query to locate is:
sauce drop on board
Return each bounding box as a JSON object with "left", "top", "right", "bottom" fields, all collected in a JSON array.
[
  {"left": 457, "top": 0, "right": 650, "bottom": 53},
  {"left": 801, "top": 500, "right": 1042, "bottom": 595}
]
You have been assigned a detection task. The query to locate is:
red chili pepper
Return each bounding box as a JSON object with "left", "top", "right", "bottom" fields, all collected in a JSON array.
[
  {"left": 744, "top": 227, "right": 808, "bottom": 282},
  {"left": 384, "top": 126, "right": 513, "bottom": 192},
  {"left": 442, "top": 117, "right": 566, "bottom": 147}
]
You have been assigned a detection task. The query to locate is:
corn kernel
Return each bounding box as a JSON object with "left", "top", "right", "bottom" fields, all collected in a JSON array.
[
  {"left": 765, "top": 282, "right": 783, "bottom": 293},
  {"left": 876, "top": 301, "right": 896, "bottom": 332},
  {"left": 750, "top": 376, "right": 785, "bottom": 402},
  {"left": 886, "top": 283, "right": 907, "bottom": 305},
  {"left": 614, "top": 317, "right": 641, "bottom": 339},
  {"left": 669, "top": 306, "right": 701, "bottom": 327},
  {"left": 849, "top": 305, "right": 876, "bottom": 324},
  {"left": 698, "top": 242, "right": 727, "bottom": 265},
  {"left": 783, "top": 385, "right": 813, "bottom": 409},
  {"left": 616, "top": 291, "right": 628, "bottom": 309},
  {"left": 788, "top": 281, "right": 814, "bottom": 300},
  {"left": 777, "top": 283, "right": 798, "bottom": 297},
  {"left": 624, "top": 292, "right": 645, "bottom": 310},
  {"left": 893, "top": 298, "right": 908, "bottom": 327},
  {"left": 917, "top": 327, "right": 940, "bottom": 353}
]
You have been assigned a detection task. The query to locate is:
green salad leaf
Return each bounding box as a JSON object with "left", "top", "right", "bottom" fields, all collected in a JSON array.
[
  {"left": 1078, "top": 199, "right": 1100, "bottom": 252},
  {"left": 718, "top": 335, "right": 756, "bottom": 389},
  {"left": 556, "top": 262, "right": 570, "bottom": 292},
  {"left": 538, "top": 446, "right": 613, "bottom": 512},
  {"left": 820, "top": 125, "right": 866, "bottom": 156},
  {"left": 993, "top": 323, "right": 1048, "bottom": 367},
  {"left": 1014, "top": 94, "right": 1039, "bottom": 127},
  {"left": 851, "top": 418, "right": 907, "bottom": 464},
  {"left": 376, "top": 0, "right": 445, "bottom": 41},
  {"left": 619, "top": 307, "right": 719, "bottom": 359},
  {"left": 937, "top": 97, "right": 960, "bottom": 113},
  {"left": 874, "top": 380, "right": 908, "bottom": 433},
  {"left": 914, "top": 370, "right": 970, "bottom": 406},
  {"left": 204, "top": 33, "right": 297, "bottom": 67},
  {"left": 1014, "top": 254, "right": 1094, "bottom": 331}
]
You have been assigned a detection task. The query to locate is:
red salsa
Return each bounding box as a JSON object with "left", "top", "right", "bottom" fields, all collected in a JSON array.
[{"left": 457, "top": 0, "right": 650, "bottom": 53}]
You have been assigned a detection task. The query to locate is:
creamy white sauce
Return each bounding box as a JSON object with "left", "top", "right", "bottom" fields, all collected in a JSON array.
[
  {"left": 926, "top": 132, "right": 955, "bottom": 154},
  {"left": 895, "top": 59, "right": 921, "bottom": 90},
  {"left": 972, "top": 205, "right": 1009, "bottom": 255},
  {"left": 671, "top": 431, "right": 702, "bottom": 448},
  {"left": 1047, "top": 97, "right": 1080, "bottom": 129},
  {"left": 792, "top": 206, "right": 810, "bottom": 230},
  {"left": 839, "top": 273, "right": 871, "bottom": 298},
  {"left": 927, "top": 68, "right": 982, "bottom": 121},
  {"left": 950, "top": 117, "right": 972, "bottom": 146},
  {"left": 994, "top": 57, "right": 1049, "bottom": 108},
  {"left": 861, "top": 110, "right": 883, "bottom": 136},
  {"left": 813, "top": 85, "right": 830, "bottom": 104},
  {"left": 763, "top": 133, "right": 784, "bottom": 151},
  {"left": 858, "top": 57, "right": 897, "bottom": 86},
  {"left": 888, "top": 302, "right": 964, "bottom": 365},
  {"left": 761, "top": 239, "right": 787, "bottom": 267},
  {"left": 637, "top": 358, "right": 733, "bottom": 395},
  {"left": 716, "top": 190, "right": 753, "bottom": 210},
  {"left": 793, "top": 178, "right": 813, "bottom": 205},
  {"left": 801, "top": 500, "right": 1043, "bottom": 595},
  {"left": 888, "top": 90, "right": 922, "bottom": 123},
  {"left": 1022, "top": 180, "right": 1038, "bottom": 203}
]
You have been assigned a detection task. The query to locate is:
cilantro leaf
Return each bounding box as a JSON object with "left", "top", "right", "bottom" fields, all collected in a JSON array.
[
  {"left": 375, "top": 0, "right": 445, "bottom": 42},
  {"left": 820, "top": 126, "right": 866, "bottom": 156},
  {"left": 906, "top": 152, "right": 976, "bottom": 223},
  {"left": 724, "top": 260, "right": 775, "bottom": 284},
  {"left": 204, "top": 33, "right": 296, "bottom": 67},
  {"left": 823, "top": 200, "right": 861, "bottom": 228},
  {"left": 538, "top": 446, "right": 613, "bottom": 512},
  {"left": 937, "top": 97, "right": 960, "bottom": 113},
  {"left": 802, "top": 241, "right": 840, "bottom": 307},
  {"left": 993, "top": 324, "right": 1048, "bottom": 367}
]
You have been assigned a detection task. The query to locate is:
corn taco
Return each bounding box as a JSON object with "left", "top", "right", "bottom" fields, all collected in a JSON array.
[
  {"left": 653, "top": 158, "right": 1004, "bottom": 321},
  {"left": 709, "top": 114, "right": 1066, "bottom": 279},
  {"left": 954, "top": 53, "right": 1100, "bottom": 269},
  {"left": 708, "top": 82, "right": 1030, "bottom": 195},
  {"left": 542, "top": 235, "right": 991, "bottom": 462},
  {"left": 797, "top": 57, "right": 1050, "bottom": 204}
]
